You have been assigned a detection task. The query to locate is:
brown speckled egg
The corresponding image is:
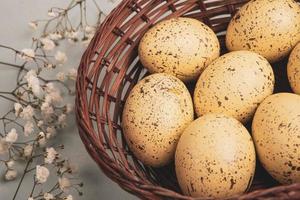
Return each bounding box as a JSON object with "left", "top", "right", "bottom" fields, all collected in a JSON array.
[
  {"left": 252, "top": 93, "right": 300, "bottom": 184},
  {"left": 226, "top": 0, "right": 300, "bottom": 63},
  {"left": 122, "top": 73, "right": 194, "bottom": 167},
  {"left": 175, "top": 114, "right": 256, "bottom": 198},
  {"left": 288, "top": 43, "right": 300, "bottom": 94},
  {"left": 138, "top": 17, "right": 220, "bottom": 82},
  {"left": 194, "top": 50, "right": 275, "bottom": 123}
]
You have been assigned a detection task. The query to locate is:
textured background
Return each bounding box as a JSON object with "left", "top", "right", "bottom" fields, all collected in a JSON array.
[{"left": 0, "top": 0, "right": 136, "bottom": 199}]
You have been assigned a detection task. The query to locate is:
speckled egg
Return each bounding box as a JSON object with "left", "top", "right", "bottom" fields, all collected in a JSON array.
[
  {"left": 122, "top": 73, "right": 194, "bottom": 167},
  {"left": 175, "top": 114, "right": 256, "bottom": 198},
  {"left": 226, "top": 0, "right": 300, "bottom": 63},
  {"left": 138, "top": 17, "right": 220, "bottom": 82},
  {"left": 193, "top": 50, "right": 274, "bottom": 123},
  {"left": 288, "top": 43, "right": 300, "bottom": 94},
  {"left": 252, "top": 93, "right": 300, "bottom": 184}
]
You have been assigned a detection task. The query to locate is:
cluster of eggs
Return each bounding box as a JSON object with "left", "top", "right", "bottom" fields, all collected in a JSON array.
[{"left": 121, "top": 0, "right": 300, "bottom": 198}]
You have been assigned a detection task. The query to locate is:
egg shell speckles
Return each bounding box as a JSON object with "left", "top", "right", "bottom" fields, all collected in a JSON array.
[
  {"left": 122, "top": 73, "right": 194, "bottom": 167},
  {"left": 252, "top": 93, "right": 300, "bottom": 184},
  {"left": 226, "top": 0, "right": 300, "bottom": 63},
  {"left": 175, "top": 114, "right": 256, "bottom": 199},
  {"left": 288, "top": 43, "right": 300, "bottom": 94},
  {"left": 138, "top": 17, "right": 220, "bottom": 82},
  {"left": 193, "top": 50, "right": 275, "bottom": 123}
]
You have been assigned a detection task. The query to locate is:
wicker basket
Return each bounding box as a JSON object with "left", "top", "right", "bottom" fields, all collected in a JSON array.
[{"left": 75, "top": 0, "right": 300, "bottom": 199}]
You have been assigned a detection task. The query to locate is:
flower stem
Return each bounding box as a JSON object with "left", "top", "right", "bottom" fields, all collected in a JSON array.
[{"left": 12, "top": 158, "right": 32, "bottom": 200}]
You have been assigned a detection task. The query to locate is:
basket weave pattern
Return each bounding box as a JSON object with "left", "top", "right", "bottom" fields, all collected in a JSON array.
[{"left": 76, "top": 0, "right": 300, "bottom": 199}]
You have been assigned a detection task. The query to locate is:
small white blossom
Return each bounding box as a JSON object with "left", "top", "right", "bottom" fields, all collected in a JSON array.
[
  {"left": 41, "top": 102, "right": 54, "bottom": 117},
  {"left": 45, "top": 82, "right": 55, "bottom": 93},
  {"left": 23, "top": 144, "right": 33, "bottom": 157},
  {"left": 48, "top": 91, "right": 63, "bottom": 104},
  {"left": 6, "top": 128, "right": 18, "bottom": 143},
  {"left": 67, "top": 68, "right": 77, "bottom": 80},
  {"left": 19, "top": 48, "right": 35, "bottom": 61},
  {"left": 20, "top": 105, "right": 34, "bottom": 120},
  {"left": 58, "top": 114, "right": 67, "bottom": 125},
  {"left": 28, "top": 21, "right": 38, "bottom": 30},
  {"left": 40, "top": 38, "right": 55, "bottom": 51},
  {"left": 25, "top": 69, "right": 41, "bottom": 96},
  {"left": 24, "top": 121, "right": 34, "bottom": 136},
  {"left": 45, "top": 63, "right": 54, "bottom": 69},
  {"left": 55, "top": 51, "right": 67, "bottom": 64},
  {"left": 49, "top": 32, "right": 62, "bottom": 40},
  {"left": 65, "top": 31, "right": 78, "bottom": 39},
  {"left": 59, "top": 177, "right": 71, "bottom": 191},
  {"left": 66, "top": 103, "right": 73, "bottom": 113},
  {"left": 65, "top": 195, "right": 73, "bottom": 200},
  {"left": 38, "top": 132, "right": 47, "bottom": 147},
  {"left": 45, "top": 147, "right": 58, "bottom": 164},
  {"left": 37, "top": 120, "right": 44, "bottom": 127},
  {"left": 0, "top": 139, "right": 9, "bottom": 154},
  {"left": 5, "top": 169, "right": 17, "bottom": 181},
  {"left": 56, "top": 72, "right": 65, "bottom": 82},
  {"left": 44, "top": 193, "right": 54, "bottom": 200},
  {"left": 85, "top": 25, "right": 96, "bottom": 34},
  {"left": 46, "top": 127, "right": 56, "bottom": 138},
  {"left": 36, "top": 165, "right": 49, "bottom": 183},
  {"left": 14, "top": 103, "right": 23, "bottom": 116},
  {"left": 6, "top": 160, "right": 14, "bottom": 168},
  {"left": 48, "top": 10, "right": 58, "bottom": 17}
]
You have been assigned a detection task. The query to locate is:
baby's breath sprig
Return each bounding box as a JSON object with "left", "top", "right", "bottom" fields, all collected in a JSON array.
[{"left": 0, "top": 0, "right": 110, "bottom": 199}]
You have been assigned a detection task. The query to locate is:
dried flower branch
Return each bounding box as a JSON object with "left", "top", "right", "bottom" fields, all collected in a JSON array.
[{"left": 0, "top": 0, "right": 109, "bottom": 199}]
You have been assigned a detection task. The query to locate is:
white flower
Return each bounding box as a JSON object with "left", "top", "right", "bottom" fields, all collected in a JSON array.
[
  {"left": 37, "top": 120, "right": 44, "bottom": 127},
  {"left": 48, "top": 10, "right": 58, "bottom": 17},
  {"left": 58, "top": 114, "right": 66, "bottom": 125},
  {"left": 64, "top": 195, "right": 73, "bottom": 200},
  {"left": 65, "top": 31, "right": 78, "bottom": 40},
  {"left": 24, "top": 121, "right": 34, "bottom": 136},
  {"left": 44, "top": 193, "right": 54, "bottom": 200},
  {"left": 28, "top": 21, "right": 37, "bottom": 30},
  {"left": 28, "top": 197, "right": 34, "bottom": 200},
  {"left": 46, "top": 126, "right": 56, "bottom": 138},
  {"left": 0, "top": 139, "right": 9, "bottom": 154},
  {"left": 46, "top": 127, "right": 56, "bottom": 139},
  {"left": 67, "top": 68, "right": 77, "bottom": 80},
  {"left": 14, "top": 103, "right": 23, "bottom": 116},
  {"left": 59, "top": 177, "right": 71, "bottom": 191},
  {"left": 85, "top": 25, "right": 96, "bottom": 34},
  {"left": 66, "top": 103, "right": 73, "bottom": 113},
  {"left": 41, "top": 102, "right": 54, "bottom": 117},
  {"left": 36, "top": 165, "right": 49, "bottom": 183},
  {"left": 47, "top": 91, "right": 62, "bottom": 104},
  {"left": 55, "top": 51, "right": 67, "bottom": 64},
  {"left": 5, "top": 169, "right": 17, "bottom": 181},
  {"left": 38, "top": 132, "right": 46, "bottom": 147},
  {"left": 40, "top": 38, "right": 55, "bottom": 51},
  {"left": 6, "top": 128, "right": 18, "bottom": 143},
  {"left": 23, "top": 144, "right": 33, "bottom": 157},
  {"left": 6, "top": 160, "right": 14, "bottom": 168},
  {"left": 45, "top": 147, "right": 58, "bottom": 164},
  {"left": 20, "top": 105, "right": 34, "bottom": 120},
  {"left": 45, "top": 63, "right": 54, "bottom": 69},
  {"left": 56, "top": 72, "right": 65, "bottom": 82},
  {"left": 49, "top": 32, "right": 62, "bottom": 41},
  {"left": 19, "top": 48, "right": 35, "bottom": 61},
  {"left": 25, "top": 69, "right": 41, "bottom": 96},
  {"left": 45, "top": 82, "right": 55, "bottom": 92}
]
